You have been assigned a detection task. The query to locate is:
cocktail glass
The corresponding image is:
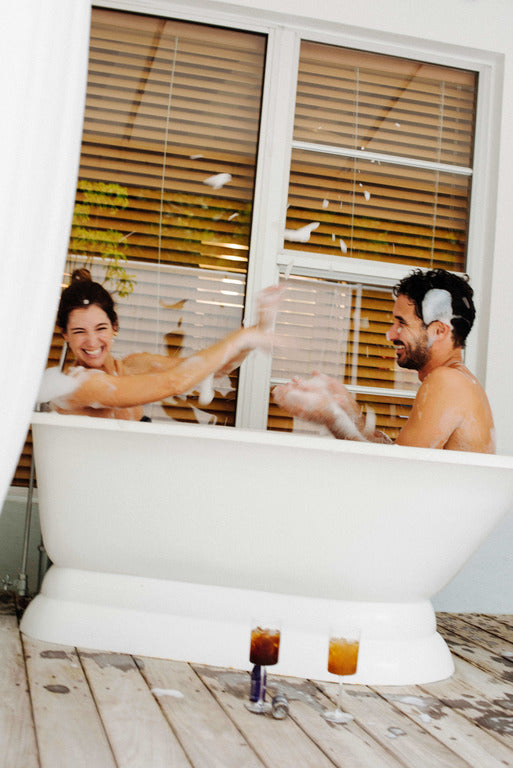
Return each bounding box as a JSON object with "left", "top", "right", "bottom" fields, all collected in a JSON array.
[
  {"left": 245, "top": 620, "right": 281, "bottom": 714},
  {"left": 322, "top": 625, "right": 360, "bottom": 724}
]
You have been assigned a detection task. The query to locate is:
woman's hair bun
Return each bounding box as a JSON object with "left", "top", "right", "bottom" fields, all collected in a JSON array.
[
  {"left": 71, "top": 267, "right": 92, "bottom": 283},
  {"left": 57, "top": 266, "right": 118, "bottom": 331}
]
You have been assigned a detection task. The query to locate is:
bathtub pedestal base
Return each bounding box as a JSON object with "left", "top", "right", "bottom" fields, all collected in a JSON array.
[{"left": 21, "top": 567, "right": 454, "bottom": 685}]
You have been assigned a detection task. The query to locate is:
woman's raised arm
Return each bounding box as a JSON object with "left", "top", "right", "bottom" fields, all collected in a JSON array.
[{"left": 64, "top": 322, "right": 273, "bottom": 410}]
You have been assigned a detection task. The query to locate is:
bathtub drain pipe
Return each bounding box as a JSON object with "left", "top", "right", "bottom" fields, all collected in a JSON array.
[{"left": 17, "top": 455, "right": 35, "bottom": 597}]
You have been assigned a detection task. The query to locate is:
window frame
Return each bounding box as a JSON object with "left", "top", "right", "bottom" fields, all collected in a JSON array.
[{"left": 93, "top": 1, "right": 501, "bottom": 430}]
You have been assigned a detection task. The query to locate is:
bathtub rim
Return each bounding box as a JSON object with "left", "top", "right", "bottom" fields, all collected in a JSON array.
[{"left": 31, "top": 410, "right": 513, "bottom": 470}]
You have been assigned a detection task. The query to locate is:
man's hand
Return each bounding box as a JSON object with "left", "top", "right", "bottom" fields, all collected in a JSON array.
[
  {"left": 273, "top": 375, "right": 334, "bottom": 424},
  {"left": 273, "top": 373, "right": 390, "bottom": 443}
]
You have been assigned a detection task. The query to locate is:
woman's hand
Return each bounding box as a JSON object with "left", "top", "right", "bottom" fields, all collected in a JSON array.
[
  {"left": 215, "top": 284, "right": 285, "bottom": 371},
  {"left": 256, "top": 284, "right": 285, "bottom": 332}
]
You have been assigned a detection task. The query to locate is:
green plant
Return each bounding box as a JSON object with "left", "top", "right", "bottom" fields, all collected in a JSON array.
[{"left": 69, "top": 181, "right": 136, "bottom": 297}]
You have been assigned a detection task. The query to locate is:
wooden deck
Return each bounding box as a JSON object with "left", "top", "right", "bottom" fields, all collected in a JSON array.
[{"left": 3, "top": 596, "right": 513, "bottom": 768}]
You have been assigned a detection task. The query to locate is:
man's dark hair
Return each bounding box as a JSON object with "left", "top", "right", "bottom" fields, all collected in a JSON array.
[{"left": 392, "top": 268, "right": 475, "bottom": 347}]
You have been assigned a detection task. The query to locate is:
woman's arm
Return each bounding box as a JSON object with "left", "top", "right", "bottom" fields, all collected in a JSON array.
[{"left": 65, "top": 324, "right": 273, "bottom": 410}]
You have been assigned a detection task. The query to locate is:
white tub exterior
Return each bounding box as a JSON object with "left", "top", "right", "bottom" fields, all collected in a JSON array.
[{"left": 21, "top": 412, "right": 513, "bottom": 684}]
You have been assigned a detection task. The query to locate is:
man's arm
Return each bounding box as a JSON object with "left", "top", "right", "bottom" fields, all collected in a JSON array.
[
  {"left": 273, "top": 374, "right": 391, "bottom": 442},
  {"left": 395, "top": 367, "right": 464, "bottom": 449}
]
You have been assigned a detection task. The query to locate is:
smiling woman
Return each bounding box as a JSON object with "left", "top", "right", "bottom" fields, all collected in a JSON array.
[{"left": 38, "top": 269, "right": 282, "bottom": 420}]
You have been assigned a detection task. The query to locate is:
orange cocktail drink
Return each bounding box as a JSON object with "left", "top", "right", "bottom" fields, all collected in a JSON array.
[
  {"left": 322, "top": 627, "right": 360, "bottom": 724},
  {"left": 328, "top": 636, "right": 359, "bottom": 676}
]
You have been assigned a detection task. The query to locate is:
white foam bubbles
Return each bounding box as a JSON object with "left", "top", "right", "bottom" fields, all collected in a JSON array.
[
  {"left": 151, "top": 688, "right": 184, "bottom": 698},
  {"left": 36, "top": 367, "right": 79, "bottom": 405},
  {"left": 203, "top": 173, "right": 232, "bottom": 190},
  {"left": 212, "top": 373, "right": 233, "bottom": 397},
  {"left": 36, "top": 366, "right": 104, "bottom": 409},
  {"left": 284, "top": 259, "right": 295, "bottom": 279},
  {"left": 422, "top": 288, "right": 453, "bottom": 327},
  {"left": 198, "top": 374, "right": 215, "bottom": 406},
  {"left": 284, "top": 222, "right": 319, "bottom": 243}
]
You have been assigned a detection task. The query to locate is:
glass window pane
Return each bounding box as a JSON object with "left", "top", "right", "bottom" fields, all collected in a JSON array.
[
  {"left": 76, "top": 8, "right": 266, "bottom": 273},
  {"left": 67, "top": 8, "right": 267, "bottom": 427},
  {"left": 271, "top": 274, "right": 418, "bottom": 392},
  {"left": 271, "top": 39, "right": 479, "bottom": 444},
  {"left": 285, "top": 151, "right": 470, "bottom": 270},
  {"left": 295, "top": 41, "right": 477, "bottom": 167}
]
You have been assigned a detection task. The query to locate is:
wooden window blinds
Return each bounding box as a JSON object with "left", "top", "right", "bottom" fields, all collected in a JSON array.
[{"left": 285, "top": 41, "right": 477, "bottom": 269}]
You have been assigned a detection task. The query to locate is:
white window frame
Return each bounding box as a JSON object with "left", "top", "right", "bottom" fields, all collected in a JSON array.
[{"left": 96, "top": 0, "right": 502, "bottom": 431}]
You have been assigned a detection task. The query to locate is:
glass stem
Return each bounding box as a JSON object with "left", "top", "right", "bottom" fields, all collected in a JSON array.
[{"left": 337, "top": 678, "right": 343, "bottom": 712}]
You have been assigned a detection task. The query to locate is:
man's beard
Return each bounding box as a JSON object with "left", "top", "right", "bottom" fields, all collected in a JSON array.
[{"left": 396, "top": 335, "right": 430, "bottom": 370}]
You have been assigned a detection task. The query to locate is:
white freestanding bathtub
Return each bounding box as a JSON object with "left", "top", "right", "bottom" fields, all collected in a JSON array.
[{"left": 21, "top": 411, "right": 513, "bottom": 684}]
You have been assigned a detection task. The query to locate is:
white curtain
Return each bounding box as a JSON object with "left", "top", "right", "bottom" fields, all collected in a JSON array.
[{"left": 0, "top": 0, "right": 91, "bottom": 506}]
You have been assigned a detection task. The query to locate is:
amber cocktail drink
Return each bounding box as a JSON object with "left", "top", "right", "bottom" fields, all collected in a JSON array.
[
  {"left": 246, "top": 622, "right": 281, "bottom": 714},
  {"left": 250, "top": 626, "right": 281, "bottom": 666},
  {"left": 328, "top": 637, "right": 359, "bottom": 676},
  {"left": 322, "top": 627, "right": 360, "bottom": 724}
]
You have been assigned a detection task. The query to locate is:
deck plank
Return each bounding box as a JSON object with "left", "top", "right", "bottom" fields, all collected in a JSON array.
[
  {"left": 462, "top": 614, "right": 513, "bottom": 645},
  {"left": 5, "top": 613, "right": 513, "bottom": 768},
  {"left": 265, "top": 674, "right": 405, "bottom": 768},
  {"left": 420, "top": 656, "right": 513, "bottom": 752},
  {"left": 315, "top": 679, "right": 473, "bottom": 768},
  {"left": 79, "top": 649, "right": 192, "bottom": 768},
  {"left": 437, "top": 613, "right": 513, "bottom": 680},
  {"left": 194, "top": 665, "right": 338, "bottom": 768},
  {"left": 437, "top": 612, "right": 513, "bottom": 651},
  {"left": 137, "top": 657, "right": 264, "bottom": 768},
  {"left": 489, "top": 615, "right": 513, "bottom": 633},
  {"left": 373, "top": 676, "right": 513, "bottom": 768},
  {"left": 0, "top": 614, "right": 39, "bottom": 768},
  {"left": 23, "top": 635, "right": 117, "bottom": 768}
]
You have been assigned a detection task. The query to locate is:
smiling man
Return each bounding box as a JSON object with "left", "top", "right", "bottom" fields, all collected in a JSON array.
[{"left": 273, "top": 269, "right": 496, "bottom": 453}]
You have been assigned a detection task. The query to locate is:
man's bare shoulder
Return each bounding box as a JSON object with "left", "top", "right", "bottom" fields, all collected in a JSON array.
[
  {"left": 415, "top": 363, "right": 481, "bottom": 415},
  {"left": 422, "top": 363, "right": 479, "bottom": 393}
]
